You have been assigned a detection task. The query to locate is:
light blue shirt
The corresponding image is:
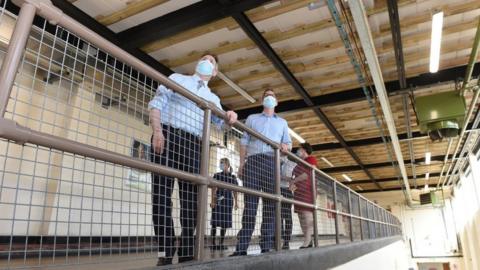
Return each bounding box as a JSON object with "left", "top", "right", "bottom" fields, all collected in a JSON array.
[
  {"left": 148, "top": 73, "right": 223, "bottom": 136},
  {"left": 240, "top": 113, "right": 292, "bottom": 156}
]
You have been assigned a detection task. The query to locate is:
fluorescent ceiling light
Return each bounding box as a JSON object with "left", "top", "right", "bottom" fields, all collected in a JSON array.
[
  {"left": 342, "top": 174, "right": 352, "bottom": 182},
  {"left": 321, "top": 157, "right": 334, "bottom": 167},
  {"left": 429, "top": 11, "right": 444, "bottom": 73},
  {"left": 217, "top": 71, "right": 256, "bottom": 103},
  {"left": 425, "top": 172, "right": 430, "bottom": 180},
  {"left": 289, "top": 128, "right": 306, "bottom": 143},
  {"left": 425, "top": 152, "right": 431, "bottom": 165},
  {"left": 424, "top": 184, "right": 429, "bottom": 191}
]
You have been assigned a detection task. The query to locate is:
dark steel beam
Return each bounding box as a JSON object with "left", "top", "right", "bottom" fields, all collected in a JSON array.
[
  {"left": 387, "top": 0, "right": 406, "bottom": 89},
  {"left": 310, "top": 131, "right": 423, "bottom": 151},
  {"left": 358, "top": 186, "right": 417, "bottom": 193},
  {"left": 236, "top": 64, "right": 480, "bottom": 120},
  {"left": 118, "top": 0, "right": 271, "bottom": 50},
  {"left": 344, "top": 173, "right": 441, "bottom": 185},
  {"left": 232, "top": 12, "right": 382, "bottom": 190},
  {"left": 321, "top": 155, "right": 451, "bottom": 173}
]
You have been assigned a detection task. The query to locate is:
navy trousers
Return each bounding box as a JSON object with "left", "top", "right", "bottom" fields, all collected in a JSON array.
[{"left": 236, "top": 154, "right": 276, "bottom": 252}]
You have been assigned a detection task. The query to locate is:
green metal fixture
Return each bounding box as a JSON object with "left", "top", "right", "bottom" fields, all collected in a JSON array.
[{"left": 414, "top": 91, "right": 466, "bottom": 141}]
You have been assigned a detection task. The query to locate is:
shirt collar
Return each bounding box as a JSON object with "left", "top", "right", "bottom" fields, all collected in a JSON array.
[
  {"left": 193, "top": 73, "right": 209, "bottom": 86},
  {"left": 261, "top": 112, "right": 277, "bottom": 118}
]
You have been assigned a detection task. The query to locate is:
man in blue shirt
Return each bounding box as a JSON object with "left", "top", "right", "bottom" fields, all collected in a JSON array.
[
  {"left": 149, "top": 54, "right": 237, "bottom": 266},
  {"left": 230, "top": 88, "right": 292, "bottom": 256}
]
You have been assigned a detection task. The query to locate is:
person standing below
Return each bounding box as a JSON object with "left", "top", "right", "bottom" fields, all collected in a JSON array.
[
  {"left": 290, "top": 143, "right": 318, "bottom": 248},
  {"left": 210, "top": 158, "right": 238, "bottom": 250},
  {"left": 149, "top": 54, "right": 237, "bottom": 266},
  {"left": 230, "top": 89, "right": 292, "bottom": 256}
]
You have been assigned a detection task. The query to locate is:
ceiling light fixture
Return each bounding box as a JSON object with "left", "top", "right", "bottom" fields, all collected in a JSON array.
[
  {"left": 321, "top": 157, "right": 334, "bottom": 167},
  {"left": 425, "top": 152, "right": 431, "bottom": 165},
  {"left": 342, "top": 174, "right": 352, "bottom": 182},
  {"left": 217, "top": 71, "right": 256, "bottom": 103},
  {"left": 429, "top": 11, "right": 444, "bottom": 73},
  {"left": 289, "top": 128, "right": 306, "bottom": 143}
]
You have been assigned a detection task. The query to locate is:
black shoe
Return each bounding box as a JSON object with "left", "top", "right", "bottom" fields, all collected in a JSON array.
[
  {"left": 178, "top": 256, "right": 194, "bottom": 263},
  {"left": 156, "top": 257, "right": 172, "bottom": 266},
  {"left": 299, "top": 241, "right": 313, "bottom": 249},
  {"left": 261, "top": 249, "right": 270, "bottom": 253},
  {"left": 229, "top": 251, "right": 247, "bottom": 257},
  {"left": 282, "top": 242, "right": 290, "bottom": 250}
]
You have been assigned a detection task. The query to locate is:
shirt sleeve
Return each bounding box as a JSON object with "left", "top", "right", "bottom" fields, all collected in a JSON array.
[
  {"left": 240, "top": 115, "right": 253, "bottom": 146},
  {"left": 281, "top": 119, "right": 292, "bottom": 147},
  {"left": 148, "top": 73, "right": 181, "bottom": 111}
]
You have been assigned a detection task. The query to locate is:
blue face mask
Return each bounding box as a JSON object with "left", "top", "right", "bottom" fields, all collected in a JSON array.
[
  {"left": 263, "top": 95, "right": 277, "bottom": 109},
  {"left": 196, "top": 60, "right": 215, "bottom": 76},
  {"left": 219, "top": 163, "right": 225, "bottom": 171}
]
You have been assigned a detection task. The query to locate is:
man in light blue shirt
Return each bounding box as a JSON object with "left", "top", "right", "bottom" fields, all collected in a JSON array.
[
  {"left": 149, "top": 54, "right": 237, "bottom": 266},
  {"left": 231, "top": 89, "right": 292, "bottom": 256}
]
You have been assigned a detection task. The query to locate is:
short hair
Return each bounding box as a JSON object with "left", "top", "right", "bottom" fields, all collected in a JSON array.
[
  {"left": 262, "top": 88, "right": 275, "bottom": 100},
  {"left": 300, "top": 142, "right": 313, "bottom": 155},
  {"left": 201, "top": 52, "right": 219, "bottom": 64}
]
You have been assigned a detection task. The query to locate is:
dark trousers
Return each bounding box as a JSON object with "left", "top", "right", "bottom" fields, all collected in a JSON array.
[
  {"left": 236, "top": 154, "right": 276, "bottom": 252},
  {"left": 151, "top": 125, "right": 201, "bottom": 259},
  {"left": 281, "top": 187, "right": 293, "bottom": 243}
]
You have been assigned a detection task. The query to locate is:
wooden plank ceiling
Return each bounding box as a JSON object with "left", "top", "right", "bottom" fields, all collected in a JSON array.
[{"left": 72, "top": 0, "right": 480, "bottom": 193}]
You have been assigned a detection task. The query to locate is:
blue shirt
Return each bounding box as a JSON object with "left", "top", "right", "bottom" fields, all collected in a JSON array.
[
  {"left": 148, "top": 73, "right": 223, "bottom": 136},
  {"left": 240, "top": 113, "right": 292, "bottom": 156}
]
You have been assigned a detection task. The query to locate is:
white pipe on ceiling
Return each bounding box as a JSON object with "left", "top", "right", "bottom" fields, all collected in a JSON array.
[{"left": 348, "top": 0, "right": 413, "bottom": 205}]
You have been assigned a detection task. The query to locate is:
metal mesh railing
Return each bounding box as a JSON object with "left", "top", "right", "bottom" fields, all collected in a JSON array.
[{"left": 0, "top": 1, "right": 402, "bottom": 269}]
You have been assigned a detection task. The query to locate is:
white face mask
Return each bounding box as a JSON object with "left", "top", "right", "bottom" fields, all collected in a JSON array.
[
  {"left": 196, "top": 60, "right": 215, "bottom": 76},
  {"left": 263, "top": 95, "right": 277, "bottom": 109}
]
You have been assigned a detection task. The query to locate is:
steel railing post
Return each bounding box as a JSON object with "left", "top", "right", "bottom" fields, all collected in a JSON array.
[
  {"left": 311, "top": 169, "right": 319, "bottom": 247},
  {"left": 0, "top": 2, "right": 36, "bottom": 117},
  {"left": 274, "top": 148, "right": 282, "bottom": 251},
  {"left": 194, "top": 109, "right": 211, "bottom": 261},
  {"left": 332, "top": 182, "right": 340, "bottom": 244},
  {"left": 347, "top": 190, "right": 353, "bottom": 242}
]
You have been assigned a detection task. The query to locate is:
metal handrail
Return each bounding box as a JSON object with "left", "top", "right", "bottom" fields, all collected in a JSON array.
[{"left": 0, "top": 0, "right": 401, "bottom": 262}]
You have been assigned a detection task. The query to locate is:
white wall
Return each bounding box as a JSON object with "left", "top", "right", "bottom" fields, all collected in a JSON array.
[{"left": 333, "top": 240, "right": 414, "bottom": 270}]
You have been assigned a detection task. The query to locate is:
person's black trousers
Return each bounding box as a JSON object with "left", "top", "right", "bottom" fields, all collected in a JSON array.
[
  {"left": 151, "top": 125, "right": 201, "bottom": 260},
  {"left": 281, "top": 187, "right": 293, "bottom": 243}
]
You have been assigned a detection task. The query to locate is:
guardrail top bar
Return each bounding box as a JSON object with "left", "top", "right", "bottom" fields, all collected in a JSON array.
[{"left": 6, "top": 0, "right": 397, "bottom": 219}]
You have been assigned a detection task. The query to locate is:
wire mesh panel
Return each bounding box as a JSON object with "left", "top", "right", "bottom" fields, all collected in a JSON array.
[
  {"left": 335, "top": 185, "right": 350, "bottom": 243},
  {"left": 349, "top": 193, "right": 361, "bottom": 241},
  {"left": 359, "top": 197, "right": 369, "bottom": 240},
  {"left": 0, "top": 7, "right": 206, "bottom": 267},
  {"left": 315, "top": 175, "right": 336, "bottom": 246}
]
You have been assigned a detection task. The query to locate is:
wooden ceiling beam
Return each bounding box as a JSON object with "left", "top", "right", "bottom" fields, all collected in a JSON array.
[
  {"left": 96, "top": 0, "right": 169, "bottom": 26},
  {"left": 159, "top": 0, "right": 419, "bottom": 67},
  {"left": 141, "top": 0, "right": 314, "bottom": 52}
]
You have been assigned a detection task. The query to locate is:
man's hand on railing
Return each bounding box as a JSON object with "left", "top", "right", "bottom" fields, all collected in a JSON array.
[
  {"left": 280, "top": 143, "right": 289, "bottom": 154},
  {"left": 225, "top": 110, "right": 238, "bottom": 125},
  {"left": 152, "top": 130, "right": 165, "bottom": 154}
]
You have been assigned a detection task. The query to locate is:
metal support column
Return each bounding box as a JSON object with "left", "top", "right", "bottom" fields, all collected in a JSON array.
[
  {"left": 332, "top": 182, "right": 340, "bottom": 244},
  {"left": 311, "top": 169, "right": 319, "bottom": 247},
  {"left": 274, "top": 148, "right": 282, "bottom": 251},
  {"left": 0, "top": 2, "right": 36, "bottom": 116},
  {"left": 347, "top": 190, "right": 354, "bottom": 242},
  {"left": 194, "top": 109, "right": 212, "bottom": 261},
  {"left": 358, "top": 196, "right": 363, "bottom": 240}
]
